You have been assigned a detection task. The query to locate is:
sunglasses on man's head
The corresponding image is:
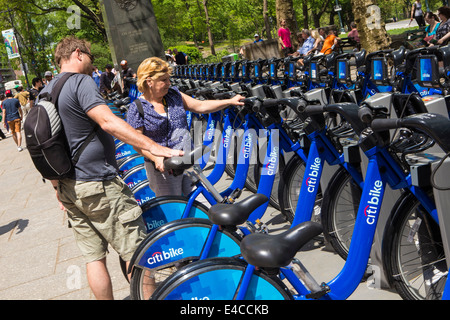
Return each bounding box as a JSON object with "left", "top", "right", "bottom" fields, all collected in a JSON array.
[{"left": 80, "top": 50, "right": 95, "bottom": 63}]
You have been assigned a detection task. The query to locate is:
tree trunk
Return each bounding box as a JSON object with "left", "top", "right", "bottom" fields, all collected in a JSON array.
[
  {"left": 202, "top": 0, "right": 215, "bottom": 56},
  {"left": 302, "top": 0, "right": 309, "bottom": 30},
  {"left": 263, "top": 0, "right": 273, "bottom": 40},
  {"left": 182, "top": 0, "right": 199, "bottom": 47},
  {"left": 351, "top": 0, "right": 391, "bottom": 52}
]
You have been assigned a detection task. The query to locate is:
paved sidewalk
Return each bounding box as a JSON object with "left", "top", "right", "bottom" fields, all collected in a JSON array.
[
  {"left": 0, "top": 130, "right": 129, "bottom": 300},
  {"left": 0, "top": 127, "right": 401, "bottom": 300}
]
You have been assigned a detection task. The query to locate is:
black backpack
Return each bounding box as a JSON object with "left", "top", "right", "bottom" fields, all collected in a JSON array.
[{"left": 24, "top": 72, "right": 97, "bottom": 180}]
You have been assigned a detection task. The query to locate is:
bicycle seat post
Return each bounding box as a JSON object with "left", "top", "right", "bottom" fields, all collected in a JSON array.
[{"left": 191, "top": 164, "right": 224, "bottom": 203}]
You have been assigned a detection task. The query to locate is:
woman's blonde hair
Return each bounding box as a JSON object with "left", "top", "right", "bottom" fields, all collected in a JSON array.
[
  {"left": 136, "top": 57, "right": 172, "bottom": 92},
  {"left": 311, "top": 30, "right": 320, "bottom": 39}
]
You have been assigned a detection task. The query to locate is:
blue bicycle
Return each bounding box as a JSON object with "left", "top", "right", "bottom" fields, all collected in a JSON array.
[{"left": 150, "top": 97, "right": 448, "bottom": 300}]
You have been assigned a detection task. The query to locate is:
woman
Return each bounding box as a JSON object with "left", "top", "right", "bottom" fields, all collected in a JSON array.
[
  {"left": 434, "top": 6, "right": 450, "bottom": 46},
  {"left": 423, "top": 11, "right": 440, "bottom": 44},
  {"left": 411, "top": 0, "right": 426, "bottom": 27},
  {"left": 306, "top": 29, "right": 323, "bottom": 56},
  {"left": 127, "top": 57, "right": 244, "bottom": 197},
  {"left": 289, "top": 32, "right": 304, "bottom": 57}
]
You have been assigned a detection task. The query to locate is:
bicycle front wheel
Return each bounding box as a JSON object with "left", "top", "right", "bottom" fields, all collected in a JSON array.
[
  {"left": 151, "top": 257, "right": 293, "bottom": 300},
  {"left": 140, "top": 196, "right": 209, "bottom": 233},
  {"left": 278, "top": 154, "right": 322, "bottom": 223},
  {"left": 383, "top": 191, "right": 447, "bottom": 300},
  {"left": 130, "top": 219, "right": 243, "bottom": 300},
  {"left": 320, "top": 167, "right": 361, "bottom": 260}
]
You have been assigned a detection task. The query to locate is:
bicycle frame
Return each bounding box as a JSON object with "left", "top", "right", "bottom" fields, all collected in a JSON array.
[{"left": 241, "top": 136, "right": 438, "bottom": 299}]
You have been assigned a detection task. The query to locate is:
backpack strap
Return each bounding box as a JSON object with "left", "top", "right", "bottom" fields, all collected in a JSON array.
[
  {"left": 71, "top": 127, "right": 98, "bottom": 165},
  {"left": 37, "top": 72, "right": 76, "bottom": 105},
  {"left": 44, "top": 72, "right": 99, "bottom": 166}
]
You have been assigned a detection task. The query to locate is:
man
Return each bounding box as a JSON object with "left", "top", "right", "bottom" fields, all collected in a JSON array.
[
  {"left": 0, "top": 93, "right": 7, "bottom": 140},
  {"left": 278, "top": 19, "right": 293, "bottom": 56},
  {"left": 2, "top": 90, "right": 23, "bottom": 151},
  {"left": 297, "top": 29, "right": 315, "bottom": 56},
  {"left": 39, "top": 36, "right": 182, "bottom": 300},
  {"left": 165, "top": 49, "right": 175, "bottom": 65},
  {"left": 28, "top": 77, "right": 43, "bottom": 109},
  {"left": 43, "top": 71, "right": 53, "bottom": 86},
  {"left": 254, "top": 34, "right": 263, "bottom": 43},
  {"left": 173, "top": 48, "right": 188, "bottom": 65},
  {"left": 320, "top": 28, "right": 338, "bottom": 55},
  {"left": 120, "top": 60, "right": 136, "bottom": 98},
  {"left": 99, "top": 64, "right": 115, "bottom": 97},
  {"left": 347, "top": 22, "right": 360, "bottom": 49},
  {"left": 92, "top": 65, "right": 102, "bottom": 88},
  {"left": 14, "top": 85, "right": 30, "bottom": 119}
]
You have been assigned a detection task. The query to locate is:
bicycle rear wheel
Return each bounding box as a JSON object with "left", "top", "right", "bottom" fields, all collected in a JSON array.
[{"left": 151, "top": 257, "right": 293, "bottom": 300}]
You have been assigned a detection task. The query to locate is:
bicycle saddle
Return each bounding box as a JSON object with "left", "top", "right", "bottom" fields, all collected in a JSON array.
[
  {"left": 240, "top": 221, "right": 323, "bottom": 268},
  {"left": 354, "top": 49, "right": 367, "bottom": 68},
  {"left": 164, "top": 145, "right": 209, "bottom": 173},
  {"left": 207, "top": 193, "right": 268, "bottom": 226},
  {"left": 391, "top": 46, "right": 406, "bottom": 67}
]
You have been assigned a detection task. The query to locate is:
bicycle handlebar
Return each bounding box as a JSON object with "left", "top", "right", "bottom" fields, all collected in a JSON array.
[
  {"left": 304, "top": 104, "right": 325, "bottom": 115},
  {"left": 370, "top": 118, "right": 401, "bottom": 132}
]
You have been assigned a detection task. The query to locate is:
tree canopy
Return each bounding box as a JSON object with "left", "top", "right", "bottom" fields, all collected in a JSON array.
[{"left": 0, "top": 0, "right": 446, "bottom": 85}]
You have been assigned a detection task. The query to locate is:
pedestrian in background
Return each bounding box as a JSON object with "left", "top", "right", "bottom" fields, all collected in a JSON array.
[
  {"left": 2, "top": 90, "right": 23, "bottom": 151},
  {"left": 0, "top": 93, "right": 6, "bottom": 140},
  {"left": 411, "top": 0, "right": 426, "bottom": 27},
  {"left": 254, "top": 34, "right": 263, "bottom": 43},
  {"left": 278, "top": 19, "right": 293, "bottom": 56},
  {"left": 92, "top": 65, "right": 102, "bottom": 88}
]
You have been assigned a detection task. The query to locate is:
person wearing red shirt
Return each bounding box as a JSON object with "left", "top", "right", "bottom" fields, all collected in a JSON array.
[{"left": 278, "top": 19, "right": 293, "bottom": 56}]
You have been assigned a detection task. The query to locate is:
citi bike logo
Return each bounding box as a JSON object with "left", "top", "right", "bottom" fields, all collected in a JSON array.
[
  {"left": 364, "top": 180, "right": 383, "bottom": 225},
  {"left": 265, "top": 146, "right": 279, "bottom": 176},
  {"left": 206, "top": 120, "right": 215, "bottom": 140},
  {"left": 127, "top": 181, "right": 138, "bottom": 189},
  {"left": 223, "top": 125, "right": 233, "bottom": 148},
  {"left": 306, "top": 157, "right": 321, "bottom": 193},
  {"left": 146, "top": 219, "right": 165, "bottom": 231},
  {"left": 242, "top": 133, "right": 253, "bottom": 159},
  {"left": 147, "top": 247, "right": 184, "bottom": 265},
  {"left": 116, "top": 150, "right": 132, "bottom": 159},
  {"left": 186, "top": 112, "right": 192, "bottom": 124}
]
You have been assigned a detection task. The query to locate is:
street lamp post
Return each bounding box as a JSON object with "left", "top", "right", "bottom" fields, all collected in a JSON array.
[{"left": 334, "top": 0, "right": 345, "bottom": 34}]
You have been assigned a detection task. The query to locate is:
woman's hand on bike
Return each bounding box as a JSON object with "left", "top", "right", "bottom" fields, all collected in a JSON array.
[{"left": 228, "top": 94, "right": 245, "bottom": 106}]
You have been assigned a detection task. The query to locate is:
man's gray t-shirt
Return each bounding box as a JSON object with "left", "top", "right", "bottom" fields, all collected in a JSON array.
[{"left": 38, "top": 72, "right": 118, "bottom": 181}]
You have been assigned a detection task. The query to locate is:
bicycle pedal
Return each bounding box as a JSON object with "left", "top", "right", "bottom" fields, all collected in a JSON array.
[{"left": 305, "top": 283, "right": 330, "bottom": 299}]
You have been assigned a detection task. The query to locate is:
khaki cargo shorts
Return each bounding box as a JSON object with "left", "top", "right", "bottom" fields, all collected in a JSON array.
[{"left": 57, "top": 176, "right": 146, "bottom": 263}]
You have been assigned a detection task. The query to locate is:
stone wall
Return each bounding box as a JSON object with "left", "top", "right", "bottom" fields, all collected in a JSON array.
[{"left": 241, "top": 39, "right": 281, "bottom": 60}]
